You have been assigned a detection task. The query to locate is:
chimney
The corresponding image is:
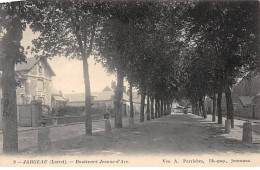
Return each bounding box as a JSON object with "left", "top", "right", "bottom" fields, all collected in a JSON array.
[{"left": 59, "top": 90, "right": 63, "bottom": 96}]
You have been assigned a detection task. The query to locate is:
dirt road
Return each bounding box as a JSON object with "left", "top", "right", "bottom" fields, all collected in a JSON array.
[
  {"left": 0, "top": 113, "right": 259, "bottom": 155},
  {"left": 32, "top": 113, "right": 260, "bottom": 155}
]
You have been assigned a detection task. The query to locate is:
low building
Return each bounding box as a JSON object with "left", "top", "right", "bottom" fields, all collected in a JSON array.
[
  {"left": 64, "top": 93, "right": 95, "bottom": 107},
  {"left": 51, "top": 94, "right": 67, "bottom": 109},
  {"left": 92, "top": 86, "right": 130, "bottom": 116},
  {"left": 253, "top": 93, "right": 260, "bottom": 119},
  {"left": 234, "top": 96, "right": 254, "bottom": 118},
  {"left": 64, "top": 84, "right": 130, "bottom": 117}
]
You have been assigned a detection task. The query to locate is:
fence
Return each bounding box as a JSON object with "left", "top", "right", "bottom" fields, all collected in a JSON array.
[
  {"left": 42, "top": 115, "right": 103, "bottom": 126},
  {"left": 17, "top": 101, "right": 114, "bottom": 127}
]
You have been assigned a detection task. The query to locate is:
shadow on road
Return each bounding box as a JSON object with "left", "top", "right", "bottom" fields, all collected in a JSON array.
[{"left": 20, "top": 114, "right": 260, "bottom": 156}]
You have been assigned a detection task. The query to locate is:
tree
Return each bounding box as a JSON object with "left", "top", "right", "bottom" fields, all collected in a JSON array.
[
  {"left": 28, "top": 0, "right": 104, "bottom": 135},
  {"left": 96, "top": 1, "right": 156, "bottom": 125},
  {"left": 185, "top": 0, "right": 259, "bottom": 126},
  {"left": 0, "top": 1, "right": 28, "bottom": 153}
]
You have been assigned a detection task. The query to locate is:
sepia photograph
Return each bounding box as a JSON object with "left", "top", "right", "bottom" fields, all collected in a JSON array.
[{"left": 0, "top": 0, "right": 259, "bottom": 167}]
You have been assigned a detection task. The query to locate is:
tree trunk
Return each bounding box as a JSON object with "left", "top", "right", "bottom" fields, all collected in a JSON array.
[
  {"left": 197, "top": 100, "right": 202, "bottom": 116},
  {"left": 115, "top": 67, "right": 124, "bottom": 128},
  {"left": 217, "top": 90, "right": 223, "bottom": 124},
  {"left": 151, "top": 97, "right": 154, "bottom": 119},
  {"left": 82, "top": 56, "right": 92, "bottom": 135},
  {"left": 200, "top": 97, "right": 207, "bottom": 118},
  {"left": 170, "top": 102, "right": 172, "bottom": 114},
  {"left": 140, "top": 90, "right": 146, "bottom": 122},
  {"left": 163, "top": 100, "right": 167, "bottom": 116},
  {"left": 225, "top": 85, "right": 234, "bottom": 128},
  {"left": 129, "top": 80, "right": 134, "bottom": 118},
  {"left": 2, "top": 56, "right": 18, "bottom": 154},
  {"left": 158, "top": 99, "right": 161, "bottom": 117},
  {"left": 192, "top": 102, "right": 196, "bottom": 114},
  {"left": 146, "top": 95, "right": 150, "bottom": 121},
  {"left": 161, "top": 100, "right": 164, "bottom": 116},
  {"left": 195, "top": 102, "right": 199, "bottom": 115},
  {"left": 1, "top": 3, "right": 23, "bottom": 153},
  {"left": 155, "top": 98, "right": 158, "bottom": 118},
  {"left": 167, "top": 102, "right": 171, "bottom": 115},
  {"left": 212, "top": 94, "right": 216, "bottom": 122}
]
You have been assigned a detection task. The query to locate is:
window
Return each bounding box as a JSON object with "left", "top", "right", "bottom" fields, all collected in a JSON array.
[
  {"left": 37, "top": 80, "right": 44, "bottom": 91},
  {"left": 38, "top": 65, "right": 42, "bottom": 75}
]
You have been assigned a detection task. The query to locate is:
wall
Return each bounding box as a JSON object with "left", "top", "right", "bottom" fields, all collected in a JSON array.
[
  {"left": 234, "top": 99, "right": 254, "bottom": 118},
  {"left": 92, "top": 100, "right": 130, "bottom": 117}
]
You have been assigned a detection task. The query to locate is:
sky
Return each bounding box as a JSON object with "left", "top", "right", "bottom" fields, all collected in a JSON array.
[{"left": 21, "top": 27, "right": 117, "bottom": 94}]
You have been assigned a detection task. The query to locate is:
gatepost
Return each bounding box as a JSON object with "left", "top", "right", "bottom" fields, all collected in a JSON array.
[
  {"left": 242, "top": 121, "right": 252, "bottom": 143},
  {"left": 38, "top": 121, "right": 51, "bottom": 152}
]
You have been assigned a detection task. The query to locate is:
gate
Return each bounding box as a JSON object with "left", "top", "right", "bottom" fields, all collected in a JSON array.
[
  {"left": 18, "top": 100, "right": 42, "bottom": 127},
  {"left": 17, "top": 104, "right": 32, "bottom": 127}
]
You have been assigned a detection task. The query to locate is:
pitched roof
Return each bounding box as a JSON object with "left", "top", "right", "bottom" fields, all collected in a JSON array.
[
  {"left": 239, "top": 96, "right": 253, "bottom": 106},
  {"left": 64, "top": 93, "right": 86, "bottom": 102},
  {"left": 103, "top": 86, "right": 112, "bottom": 91},
  {"left": 92, "top": 91, "right": 114, "bottom": 101},
  {"left": 16, "top": 57, "right": 40, "bottom": 71},
  {"left": 15, "top": 57, "right": 55, "bottom": 76},
  {"left": 64, "top": 91, "right": 129, "bottom": 102},
  {"left": 92, "top": 91, "right": 129, "bottom": 101},
  {"left": 52, "top": 95, "right": 67, "bottom": 101}
]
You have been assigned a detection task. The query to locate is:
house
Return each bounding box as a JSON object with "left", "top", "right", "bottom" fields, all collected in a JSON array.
[
  {"left": 253, "top": 93, "right": 260, "bottom": 119},
  {"left": 232, "top": 73, "right": 260, "bottom": 102},
  {"left": 234, "top": 96, "right": 254, "bottom": 118},
  {"left": 131, "top": 91, "right": 143, "bottom": 114},
  {"left": 231, "top": 72, "right": 260, "bottom": 119},
  {"left": 0, "top": 57, "right": 55, "bottom": 127},
  {"left": 0, "top": 57, "right": 55, "bottom": 106},
  {"left": 205, "top": 72, "right": 260, "bottom": 119}
]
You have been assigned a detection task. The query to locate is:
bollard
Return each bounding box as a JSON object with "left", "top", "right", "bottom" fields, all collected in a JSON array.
[
  {"left": 38, "top": 123, "right": 51, "bottom": 153},
  {"left": 129, "top": 117, "right": 134, "bottom": 125},
  {"left": 225, "top": 119, "right": 231, "bottom": 134},
  {"left": 242, "top": 121, "right": 252, "bottom": 143},
  {"left": 105, "top": 119, "right": 111, "bottom": 133}
]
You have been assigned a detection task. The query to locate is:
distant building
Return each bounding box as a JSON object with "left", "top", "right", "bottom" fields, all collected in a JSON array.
[
  {"left": 131, "top": 91, "right": 143, "bottom": 114},
  {"left": 92, "top": 85, "right": 130, "bottom": 116},
  {"left": 64, "top": 82, "right": 130, "bottom": 117},
  {"left": 234, "top": 96, "right": 255, "bottom": 118},
  {"left": 253, "top": 93, "right": 260, "bottom": 119},
  {"left": 64, "top": 93, "right": 95, "bottom": 107},
  {"left": 205, "top": 72, "right": 260, "bottom": 119},
  {"left": 232, "top": 72, "right": 260, "bottom": 119},
  {"left": 51, "top": 90, "right": 67, "bottom": 109}
]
